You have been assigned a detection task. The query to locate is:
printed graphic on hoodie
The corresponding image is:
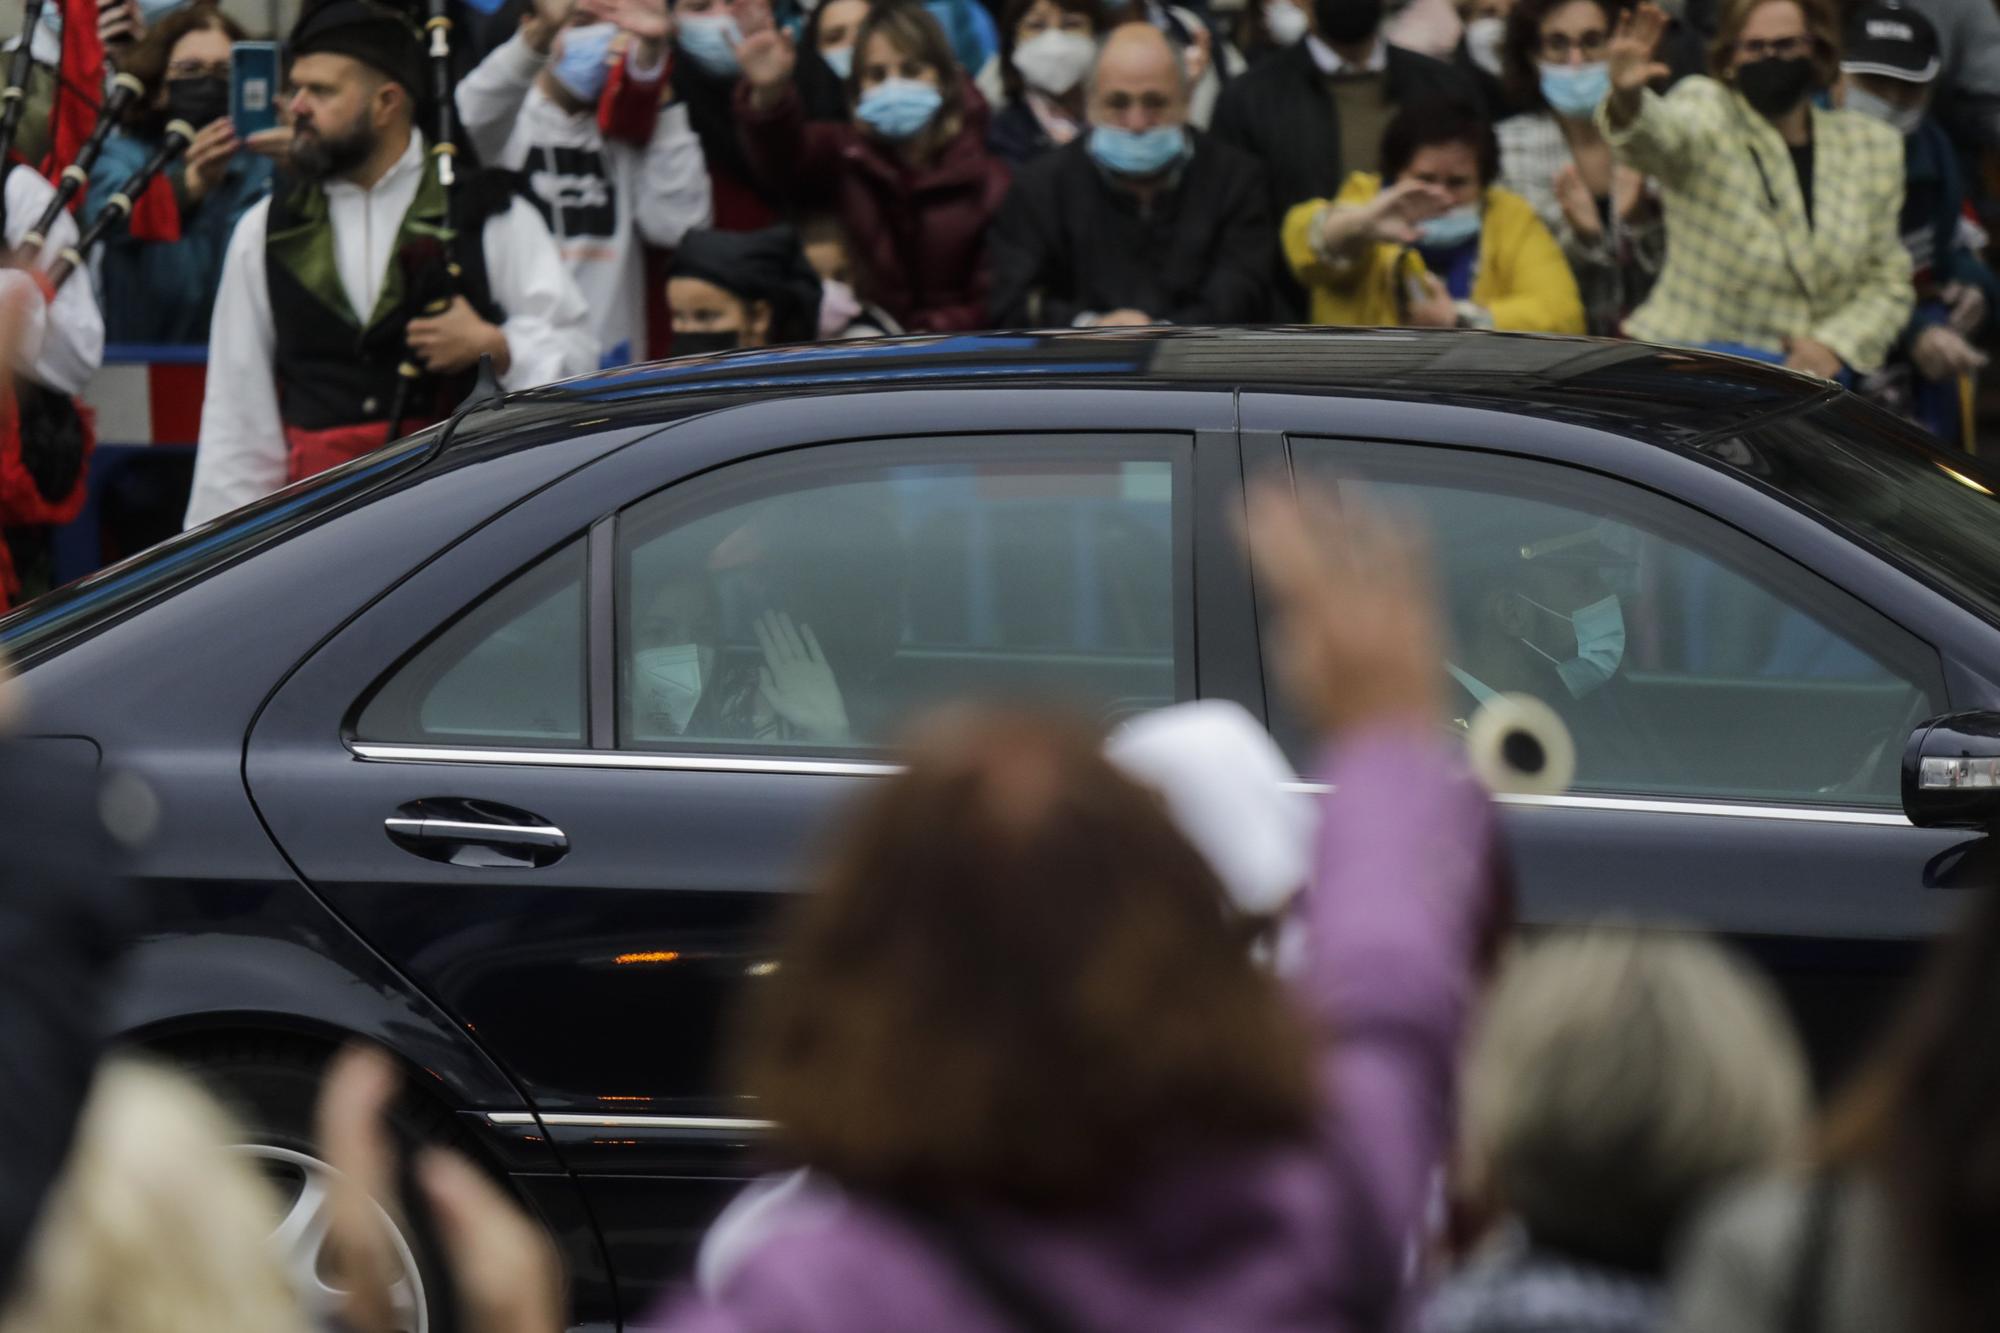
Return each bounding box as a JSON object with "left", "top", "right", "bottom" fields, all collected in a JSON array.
[{"left": 523, "top": 144, "right": 618, "bottom": 240}]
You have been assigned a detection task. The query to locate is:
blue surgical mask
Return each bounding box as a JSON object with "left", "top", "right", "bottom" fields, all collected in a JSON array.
[
  {"left": 1843, "top": 83, "right": 1924, "bottom": 136},
  {"left": 1417, "top": 201, "right": 1482, "bottom": 248},
  {"left": 1087, "top": 124, "right": 1189, "bottom": 177},
  {"left": 1518, "top": 594, "right": 1626, "bottom": 698},
  {"left": 856, "top": 78, "right": 944, "bottom": 139},
  {"left": 137, "top": 0, "right": 186, "bottom": 24},
  {"left": 1539, "top": 59, "right": 1610, "bottom": 118},
  {"left": 677, "top": 13, "right": 744, "bottom": 76},
  {"left": 553, "top": 22, "right": 617, "bottom": 101},
  {"left": 821, "top": 43, "right": 854, "bottom": 78}
]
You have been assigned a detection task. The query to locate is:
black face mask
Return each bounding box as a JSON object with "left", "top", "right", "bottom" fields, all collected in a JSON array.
[
  {"left": 1734, "top": 54, "right": 1815, "bottom": 117},
  {"left": 672, "top": 329, "right": 743, "bottom": 355},
  {"left": 164, "top": 75, "right": 229, "bottom": 129},
  {"left": 1313, "top": 0, "right": 1382, "bottom": 44}
]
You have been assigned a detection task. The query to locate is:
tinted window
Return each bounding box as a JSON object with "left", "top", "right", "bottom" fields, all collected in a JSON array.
[
  {"left": 1714, "top": 398, "right": 2000, "bottom": 622},
  {"left": 1286, "top": 442, "right": 1944, "bottom": 806},
  {"left": 355, "top": 540, "right": 587, "bottom": 746},
  {"left": 617, "top": 444, "right": 1185, "bottom": 752}
]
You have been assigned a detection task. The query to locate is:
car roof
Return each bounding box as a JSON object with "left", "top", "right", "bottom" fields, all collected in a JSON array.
[{"left": 456, "top": 327, "right": 1832, "bottom": 451}]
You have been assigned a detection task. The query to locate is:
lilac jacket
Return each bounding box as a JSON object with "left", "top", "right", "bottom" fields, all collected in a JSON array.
[{"left": 644, "top": 728, "right": 1499, "bottom": 1333}]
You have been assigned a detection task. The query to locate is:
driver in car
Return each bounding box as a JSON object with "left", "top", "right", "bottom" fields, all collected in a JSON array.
[{"left": 1444, "top": 518, "right": 1646, "bottom": 777}]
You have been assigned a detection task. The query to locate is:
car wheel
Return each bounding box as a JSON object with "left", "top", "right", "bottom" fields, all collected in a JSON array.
[{"left": 172, "top": 1041, "right": 453, "bottom": 1333}]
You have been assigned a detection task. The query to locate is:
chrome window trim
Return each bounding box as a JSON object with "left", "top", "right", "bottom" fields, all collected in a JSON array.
[
  {"left": 350, "top": 742, "right": 897, "bottom": 778},
  {"left": 485, "top": 1111, "right": 774, "bottom": 1132},
  {"left": 1284, "top": 782, "right": 1909, "bottom": 827},
  {"left": 353, "top": 741, "right": 1912, "bottom": 827}
]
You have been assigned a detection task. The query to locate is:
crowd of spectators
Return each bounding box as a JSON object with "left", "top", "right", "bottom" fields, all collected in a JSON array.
[{"left": 18, "top": 0, "right": 2000, "bottom": 510}]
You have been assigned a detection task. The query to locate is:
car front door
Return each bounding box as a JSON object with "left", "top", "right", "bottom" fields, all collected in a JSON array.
[
  {"left": 244, "top": 386, "right": 1239, "bottom": 1316},
  {"left": 1241, "top": 392, "right": 1988, "bottom": 1079}
]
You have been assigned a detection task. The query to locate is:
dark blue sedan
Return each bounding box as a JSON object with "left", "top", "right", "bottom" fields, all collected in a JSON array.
[{"left": 11, "top": 328, "right": 2000, "bottom": 1332}]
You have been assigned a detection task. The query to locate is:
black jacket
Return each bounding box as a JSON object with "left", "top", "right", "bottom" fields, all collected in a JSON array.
[
  {"left": 987, "top": 98, "right": 1059, "bottom": 170},
  {"left": 989, "top": 134, "right": 1274, "bottom": 327},
  {"left": 1209, "top": 40, "right": 1483, "bottom": 223}
]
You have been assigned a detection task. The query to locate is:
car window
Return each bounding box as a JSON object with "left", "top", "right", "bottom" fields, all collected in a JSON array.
[
  {"left": 616, "top": 443, "right": 1186, "bottom": 753},
  {"left": 1283, "top": 441, "right": 1946, "bottom": 806},
  {"left": 354, "top": 540, "right": 587, "bottom": 747}
]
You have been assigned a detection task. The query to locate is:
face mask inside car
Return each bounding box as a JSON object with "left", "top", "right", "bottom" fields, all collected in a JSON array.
[
  {"left": 637, "top": 643, "right": 705, "bottom": 734},
  {"left": 1514, "top": 593, "right": 1626, "bottom": 698}
]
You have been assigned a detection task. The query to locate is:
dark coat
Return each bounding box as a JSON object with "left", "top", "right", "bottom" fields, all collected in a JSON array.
[
  {"left": 1899, "top": 115, "right": 2000, "bottom": 344},
  {"left": 682, "top": 58, "right": 847, "bottom": 230},
  {"left": 1208, "top": 40, "right": 1483, "bottom": 223},
  {"left": 989, "top": 134, "right": 1275, "bottom": 326},
  {"left": 987, "top": 98, "right": 1060, "bottom": 169},
  {"left": 738, "top": 81, "right": 1011, "bottom": 332},
  {"left": 0, "top": 737, "right": 129, "bottom": 1297}
]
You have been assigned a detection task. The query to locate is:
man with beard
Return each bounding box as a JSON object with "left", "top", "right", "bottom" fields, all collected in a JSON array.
[
  {"left": 184, "top": 0, "right": 596, "bottom": 528},
  {"left": 1209, "top": 0, "right": 1482, "bottom": 312}
]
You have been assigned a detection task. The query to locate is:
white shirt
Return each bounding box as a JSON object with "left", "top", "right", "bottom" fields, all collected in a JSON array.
[
  {"left": 1, "top": 166, "right": 104, "bottom": 396},
  {"left": 185, "top": 132, "right": 598, "bottom": 528},
  {"left": 1307, "top": 33, "right": 1389, "bottom": 74},
  {"left": 458, "top": 33, "right": 711, "bottom": 364}
]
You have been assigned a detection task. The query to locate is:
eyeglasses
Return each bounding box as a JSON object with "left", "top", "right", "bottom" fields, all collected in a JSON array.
[
  {"left": 1538, "top": 31, "right": 1607, "bottom": 59},
  {"left": 166, "top": 59, "right": 230, "bottom": 79},
  {"left": 1737, "top": 34, "right": 1812, "bottom": 59}
]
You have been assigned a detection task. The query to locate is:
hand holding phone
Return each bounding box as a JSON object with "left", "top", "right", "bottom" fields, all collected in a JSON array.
[
  {"left": 229, "top": 41, "right": 280, "bottom": 138},
  {"left": 97, "top": 0, "right": 141, "bottom": 49}
]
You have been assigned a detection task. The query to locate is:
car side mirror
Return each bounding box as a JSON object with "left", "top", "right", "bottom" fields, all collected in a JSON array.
[{"left": 1903, "top": 711, "right": 2000, "bottom": 828}]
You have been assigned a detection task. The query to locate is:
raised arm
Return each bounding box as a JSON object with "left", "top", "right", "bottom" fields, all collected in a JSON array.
[
  {"left": 1246, "top": 486, "right": 1505, "bottom": 1319},
  {"left": 1598, "top": 4, "right": 1704, "bottom": 186}
]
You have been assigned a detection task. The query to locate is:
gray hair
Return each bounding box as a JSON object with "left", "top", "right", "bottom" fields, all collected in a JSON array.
[
  {"left": 1083, "top": 22, "right": 1191, "bottom": 102},
  {"left": 1459, "top": 925, "right": 1810, "bottom": 1270}
]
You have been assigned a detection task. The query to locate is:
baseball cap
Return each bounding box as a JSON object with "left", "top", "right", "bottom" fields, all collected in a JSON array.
[{"left": 1842, "top": 2, "right": 1942, "bottom": 82}]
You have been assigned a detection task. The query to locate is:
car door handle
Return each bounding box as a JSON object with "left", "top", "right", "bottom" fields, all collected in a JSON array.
[{"left": 385, "top": 799, "right": 569, "bottom": 869}]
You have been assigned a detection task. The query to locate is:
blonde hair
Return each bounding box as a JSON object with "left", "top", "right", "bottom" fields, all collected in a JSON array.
[
  {"left": 1460, "top": 926, "right": 1809, "bottom": 1270},
  {"left": 0, "top": 1060, "right": 312, "bottom": 1333}
]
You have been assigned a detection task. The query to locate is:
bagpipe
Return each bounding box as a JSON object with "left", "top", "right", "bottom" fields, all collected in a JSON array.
[
  {"left": 384, "top": 0, "right": 466, "bottom": 440},
  {"left": 0, "top": 0, "right": 191, "bottom": 288},
  {"left": 0, "top": 0, "right": 191, "bottom": 604}
]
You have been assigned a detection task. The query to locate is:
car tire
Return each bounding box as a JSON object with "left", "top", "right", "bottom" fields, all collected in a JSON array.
[{"left": 172, "top": 1039, "right": 457, "bottom": 1333}]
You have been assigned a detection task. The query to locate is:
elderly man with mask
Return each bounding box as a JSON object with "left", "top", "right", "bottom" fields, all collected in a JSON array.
[
  {"left": 989, "top": 23, "right": 1274, "bottom": 326},
  {"left": 187, "top": 0, "right": 597, "bottom": 528}
]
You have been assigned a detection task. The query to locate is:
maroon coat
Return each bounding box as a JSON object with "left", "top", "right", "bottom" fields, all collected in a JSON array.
[{"left": 736, "top": 80, "right": 1010, "bottom": 332}]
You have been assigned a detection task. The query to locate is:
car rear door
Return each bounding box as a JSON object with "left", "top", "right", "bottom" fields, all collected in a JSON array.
[
  {"left": 243, "top": 386, "right": 1242, "bottom": 1312},
  {"left": 1240, "top": 391, "right": 1990, "bottom": 1078}
]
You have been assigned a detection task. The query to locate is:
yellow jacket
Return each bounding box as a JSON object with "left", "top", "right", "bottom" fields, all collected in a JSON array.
[
  {"left": 1281, "top": 173, "right": 1586, "bottom": 334},
  {"left": 1596, "top": 76, "right": 1911, "bottom": 371}
]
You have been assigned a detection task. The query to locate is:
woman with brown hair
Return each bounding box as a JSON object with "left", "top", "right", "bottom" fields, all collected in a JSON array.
[
  {"left": 1671, "top": 874, "right": 2000, "bottom": 1333},
  {"left": 84, "top": 3, "right": 274, "bottom": 344},
  {"left": 1597, "top": 0, "right": 1911, "bottom": 376},
  {"left": 647, "top": 491, "right": 1507, "bottom": 1331},
  {"left": 987, "top": 0, "right": 1121, "bottom": 167},
  {"left": 734, "top": 0, "right": 1009, "bottom": 331}
]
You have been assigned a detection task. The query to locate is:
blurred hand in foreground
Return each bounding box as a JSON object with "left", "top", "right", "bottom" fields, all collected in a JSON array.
[
  {"left": 318, "top": 1045, "right": 565, "bottom": 1333},
  {"left": 1244, "top": 483, "right": 1444, "bottom": 736}
]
